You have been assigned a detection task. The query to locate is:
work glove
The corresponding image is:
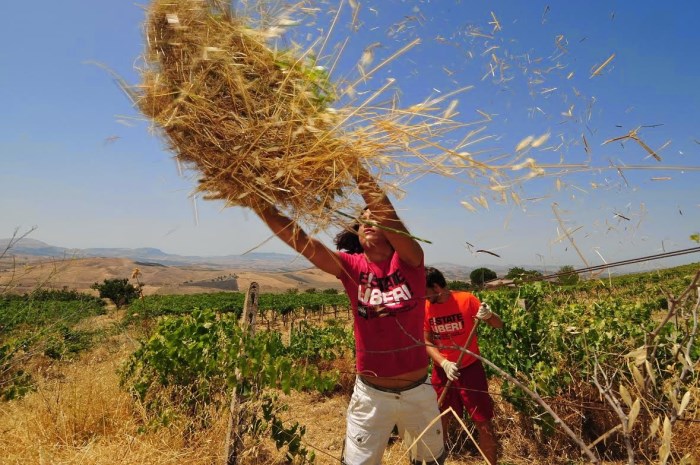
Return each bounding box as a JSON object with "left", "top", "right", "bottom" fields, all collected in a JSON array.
[
  {"left": 476, "top": 302, "right": 494, "bottom": 321},
  {"left": 440, "top": 359, "right": 460, "bottom": 381}
]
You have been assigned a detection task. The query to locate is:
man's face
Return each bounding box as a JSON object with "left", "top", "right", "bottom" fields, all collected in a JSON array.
[
  {"left": 426, "top": 284, "right": 440, "bottom": 304},
  {"left": 358, "top": 209, "right": 387, "bottom": 248}
]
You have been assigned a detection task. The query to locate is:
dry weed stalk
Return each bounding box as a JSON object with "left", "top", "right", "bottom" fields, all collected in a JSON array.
[
  {"left": 591, "top": 362, "right": 637, "bottom": 465},
  {"left": 421, "top": 338, "right": 601, "bottom": 464},
  {"left": 590, "top": 269, "right": 700, "bottom": 465},
  {"left": 603, "top": 128, "right": 663, "bottom": 162},
  {"left": 0, "top": 227, "right": 38, "bottom": 295}
]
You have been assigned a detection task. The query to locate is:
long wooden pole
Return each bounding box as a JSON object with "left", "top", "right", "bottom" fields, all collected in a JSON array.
[{"left": 437, "top": 317, "right": 480, "bottom": 407}]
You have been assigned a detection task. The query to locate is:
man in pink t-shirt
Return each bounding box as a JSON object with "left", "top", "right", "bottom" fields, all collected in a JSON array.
[
  {"left": 251, "top": 168, "right": 444, "bottom": 465},
  {"left": 424, "top": 267, "right": 503, "bottom": 465}
]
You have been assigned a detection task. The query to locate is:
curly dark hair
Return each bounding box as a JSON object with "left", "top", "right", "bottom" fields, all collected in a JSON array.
[
  {"left": 334, "top": 223, "right": 363, "bottom": 254},
  {"left": 425, "top": 266, "right": 447, "bottom": 288}
]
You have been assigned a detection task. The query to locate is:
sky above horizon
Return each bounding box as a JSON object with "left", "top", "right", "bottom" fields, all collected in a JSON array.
[{"left": 2, "top": 0, "right": 699, "bottom": 273}]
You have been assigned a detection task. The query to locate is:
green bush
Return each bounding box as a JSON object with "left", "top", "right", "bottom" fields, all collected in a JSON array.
[
  {"left": 121, "top": 308, "right": 337, "bottom": 462},
  {"left": 0, "top": 340, "right": 34, "bottom": 400},
  {"left": 447, "top": 280, "right": 472, "bottom": 291},
  {"left": 121, "top": 308, "right": 338, "bottom": 408},
  {"left": 0, "top": 291, "right": 105, "bottom": 333},
  {"left": 470, "top": 267, "right": 497, "bottom": 287},
  {"left": 91, "top": 278, "right": 141, "bottom": 308},
  {"left": 288, "top": 320, "right": 354, "bottom": 362},
  {"left": 126, "top": 293, "right": 245, "bottom": 321},
  {"left": 43, "top": 325, "right": 93, "bottom": 360},
  {"left": 0, "top": 289, "right": 105, "bottom": 401},
  {"left": 556, "top": 265, "right": 580, "bottom": 285}
]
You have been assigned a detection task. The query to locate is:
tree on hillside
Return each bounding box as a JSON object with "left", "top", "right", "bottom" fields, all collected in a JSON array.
[
  {"left": 447, "top": 280, "right": 472, "bottom": 291},
  {"left": 505, "top": 267, "right": 527, "bottom": 279},
  {"left": 506, "top": 267, "right": 543, "bottom": 283},
  {"left": 557, "top": 265, "right": 580, "bottom": 285},
  {"left": 91, "top": 278, "right": 141, "bottom": 308},
  {"left": 470, "top": 267, "right": 497, "bottom": 287}
]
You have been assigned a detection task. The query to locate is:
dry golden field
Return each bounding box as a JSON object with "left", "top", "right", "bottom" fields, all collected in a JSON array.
[{"left": 0, "top": 255, "right": 343, "bottom": 296}]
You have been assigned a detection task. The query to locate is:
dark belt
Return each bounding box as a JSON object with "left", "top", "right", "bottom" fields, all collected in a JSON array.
[{"left": 359, "top": 375, "right": 428, "bottom": 394}]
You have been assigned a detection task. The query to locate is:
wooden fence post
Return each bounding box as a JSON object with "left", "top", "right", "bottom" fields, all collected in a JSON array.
[
  {"left": 240, "top": 282, "right": 258, "bottom": 335},
  {"left": 224, "top": 282, "right": 258, "bottom": 465}
]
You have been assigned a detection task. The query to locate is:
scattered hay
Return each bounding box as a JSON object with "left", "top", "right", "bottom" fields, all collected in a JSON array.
[
  {"left": 138, "top": 0, "right": 372, "bottom": 225},
  {"left": 134, "top": 0, "right": 478, "bottom": 228}
]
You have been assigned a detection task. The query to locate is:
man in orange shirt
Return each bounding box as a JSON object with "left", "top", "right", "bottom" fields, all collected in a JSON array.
[{"left": 424, "top": 267, "right": 503, "bottom": 465}]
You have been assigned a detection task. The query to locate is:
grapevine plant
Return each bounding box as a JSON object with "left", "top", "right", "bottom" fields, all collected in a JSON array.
[
  {"left": 475, "top": 268, "right": 699, "bottom": 461},
  {"left": 121, "top": 307, "right": 349, "bottom": 462}
]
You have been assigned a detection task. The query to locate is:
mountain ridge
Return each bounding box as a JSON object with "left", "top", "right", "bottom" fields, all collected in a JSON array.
[
  {"left": 0, "top": 238, "right": 522, "bottom": 278},
  {"left": 1, "top": 238, "right": 316, "bottom": 272}
]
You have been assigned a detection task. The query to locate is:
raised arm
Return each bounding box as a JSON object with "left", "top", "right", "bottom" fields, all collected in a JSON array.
[
  {"left": 356, "top": 166, "right": 424, "bottom": 267},
  {"left": 254, "top": 205, "right": 344, "bottom": 277}
]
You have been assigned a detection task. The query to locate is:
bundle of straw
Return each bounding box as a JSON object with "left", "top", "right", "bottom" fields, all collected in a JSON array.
[{"left": 137, "top": 0, "right": 364, "bottom": 222}]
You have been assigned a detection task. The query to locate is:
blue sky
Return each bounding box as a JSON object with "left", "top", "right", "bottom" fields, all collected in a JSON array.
[{"left": 2, "top": 1, "right": 699, "bottom": 273}]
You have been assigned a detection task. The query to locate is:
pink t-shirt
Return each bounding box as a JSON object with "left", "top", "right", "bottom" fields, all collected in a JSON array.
[{"left": 337, "top": 252, "right": 428, "bottom": 377}]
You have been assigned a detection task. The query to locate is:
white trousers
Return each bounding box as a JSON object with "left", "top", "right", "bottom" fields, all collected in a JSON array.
[{"left": 343, "top": 376, "right": 445, "bottom": 465}]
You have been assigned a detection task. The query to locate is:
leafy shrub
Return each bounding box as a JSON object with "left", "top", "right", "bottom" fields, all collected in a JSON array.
[
  {"left": 470, "top": 267, "right": 497, "bottom": 287},
  {"left": 91, "top": 278, "right": 141, "bottom": 308},
  {"left": 0, "top": 289, "right": 105, "bottom": 401},
  {"left": 43, "top": 325, "right": 93, "bottom": 360},
  {"left": 28, "top": 288, "right": 105, "bottom": 303},
  {"left": 0, "top": 339, "right": 34, "bottom": 400},
  {"left": 288, "top": 320, "right": 354, "bottom": 362},
  {"left": 121, "top": 307, "right": 338, "bottom": 462},
  {"left": 556, "top": 265, "right": 580, "bottom": 285},
  {"left": 447, "top": 280, "right": 472, "bottom": 291},
  {"left": 0, "top": 292, "right": 105, "bottom": 334},
  {"left": 472, "top": 267, "right": 700, "bottom": 462},
  {"left": 126, "top": 293, "right": 245, "bottom": 321},
  {"left": 121, "top": 308, "right": 338, "bottom": 410}
]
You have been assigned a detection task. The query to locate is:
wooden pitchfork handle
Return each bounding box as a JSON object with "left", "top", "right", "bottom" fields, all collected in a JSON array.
[{"left": 437, "top": 317, "right": 481, "bottom": 407}]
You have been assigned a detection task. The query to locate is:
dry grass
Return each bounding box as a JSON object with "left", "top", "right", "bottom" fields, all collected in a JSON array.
[
  {"left": 134, "top": 0, "right": 694, "bottom": 232},
  {"left": 0, "top": 334, "right": 229, "bottom": 465}
]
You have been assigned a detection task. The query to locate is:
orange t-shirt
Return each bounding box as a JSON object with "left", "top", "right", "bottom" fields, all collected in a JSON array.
[{"left": 424, "top": 291, "right": 481, "bottom": 368}]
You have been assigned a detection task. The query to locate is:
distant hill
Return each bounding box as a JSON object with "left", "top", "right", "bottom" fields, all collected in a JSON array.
[
  {"left": 1, "top": 238, "right": 476, "bottom": 274},
  {"left": 0, "top": 238, "right": 536, "bottom": 277},
  {"left": 0, "top": 238, "right": 312, "bottom": 272},
  {"left": 3, "top": 239, "right": 695, "bottom": 295}
]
